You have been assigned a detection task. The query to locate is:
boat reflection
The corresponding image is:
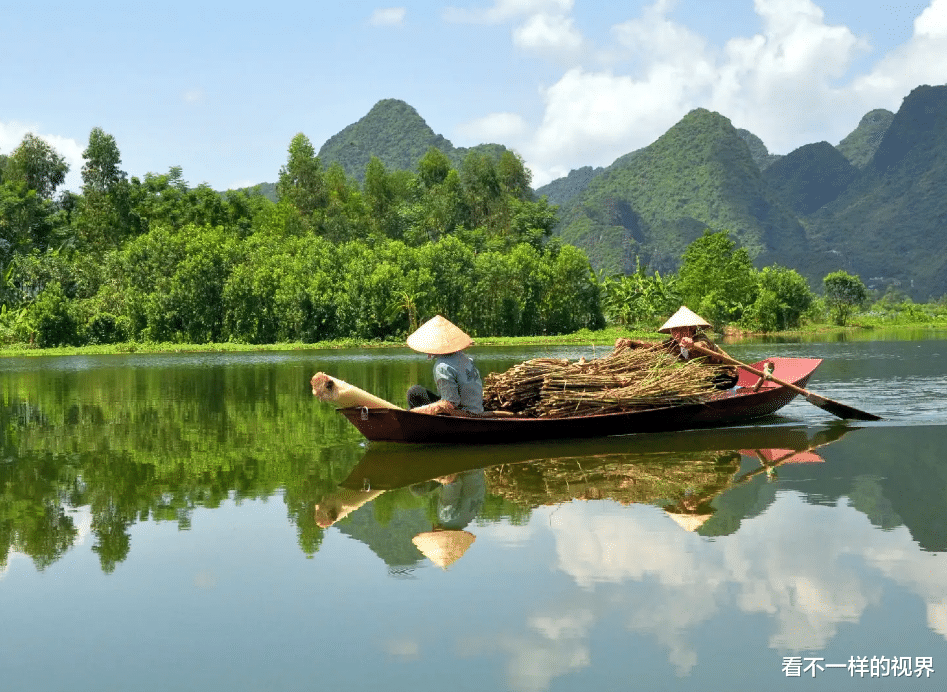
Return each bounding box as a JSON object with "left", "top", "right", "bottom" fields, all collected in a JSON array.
[{"left": 319, "top": 424, "right": 857, "bottom": 568}]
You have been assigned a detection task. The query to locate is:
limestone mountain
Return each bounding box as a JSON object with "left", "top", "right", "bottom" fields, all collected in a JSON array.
[
  {"left": 836, "top": 108, "right": 894, "bottom": 168},
  {"left": 804, "top": 84, "right": 947, "bottom": 298},
  {"left": 553, "top": 108, "right": 808, "bottom": 276},
  {"left": 762, "top": 142, "right": 859, "bottom": 216},
  {"left": 535, "top": 165, "right": 605, "bottom": 207},
  {"left": 736, "top": 128, "right": 782, "bottom": 171},
  {"left": 317, "top": 98, "right": 509, "bottom": 182}
]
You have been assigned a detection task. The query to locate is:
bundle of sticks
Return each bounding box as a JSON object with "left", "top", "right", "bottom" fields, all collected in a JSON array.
[{"left": 482, "top": 342, "right": 727, "bottom": 418}]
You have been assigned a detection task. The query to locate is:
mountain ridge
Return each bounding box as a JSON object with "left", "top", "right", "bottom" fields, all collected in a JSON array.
[{"left": 255, "top": 85, "right": 946, "bottom": 299}]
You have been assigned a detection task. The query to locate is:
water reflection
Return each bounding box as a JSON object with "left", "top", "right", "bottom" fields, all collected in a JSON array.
[
  {"left": 3, "top": 343, "right": 947, "bottom": 692},
  {"left": 326, "top": 425, "right": 853, "bottom": 571},
  {"left": 318, "top": 424, "right": 947, "bottom": 691}
]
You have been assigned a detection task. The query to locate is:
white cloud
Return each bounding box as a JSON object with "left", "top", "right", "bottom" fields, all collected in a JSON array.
[
  {"left": 513, "top": 12, "right": 583, "bottom": 55},
  {"left": 851, "top": 0, "right": 947, "bottom": 102},
  {"left": 463, "top": 0, "right": 947, "bottom": 187},
  {"left": 370, "top": 7, "right": 407, "bottom": 26},
  {"left": 915, "top": 0, "right": 947, "bottom": 37},
  {"left": 525, "top": 65, "right": 704, "bottom": 184},
  {"left": 457, "top": 111, "right": 528, "bottom": 142},
  {"left": 0, "top": 120, "right": 85, "bottom": 193}
]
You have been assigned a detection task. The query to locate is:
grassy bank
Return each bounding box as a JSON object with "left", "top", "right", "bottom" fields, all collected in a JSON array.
[
  {"left": 4, "top": 319, "right": 947, "bottom": 359},
  {"left": 0, "top": 327, "right": 644, "bottom": 358}
]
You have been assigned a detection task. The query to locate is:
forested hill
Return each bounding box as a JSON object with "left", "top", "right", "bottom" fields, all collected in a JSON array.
[
  {"left": 245, "top": 86, "right": 941, "bottom": 298},
  {"left": 762, "top": 142, "right": 859, "bottom": 217},
  {"left": 318, "top": 99, "right": 510, "bottom": 182},
  {"left": 545, "top": 84, "right": 947, "bottom": 299},
  {"left": 804, "top": 84, "right": 947, "bottom": 298},
  {"left": 553, "top": 108, "right": 808, "bottom": 277},
  {"left": 836, "top": 109, "right": 895, "bottom": 168}
]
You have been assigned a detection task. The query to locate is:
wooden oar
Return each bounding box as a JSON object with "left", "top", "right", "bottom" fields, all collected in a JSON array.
[{"left": 688, "top": 343, "right": 882, "bottom": 421}]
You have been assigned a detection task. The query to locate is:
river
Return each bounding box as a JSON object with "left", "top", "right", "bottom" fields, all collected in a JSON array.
[{"left": 1, "top": 334, "right": 946, "bottom": 691}]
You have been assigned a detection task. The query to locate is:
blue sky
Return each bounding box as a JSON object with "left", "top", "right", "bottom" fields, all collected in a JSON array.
[{"left": 2, "top": 0, "right": 946, "bottom": 193}]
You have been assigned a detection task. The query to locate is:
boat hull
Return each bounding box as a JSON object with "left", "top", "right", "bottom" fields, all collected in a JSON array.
[{"left": 336, "top": 357, "right": 821, "bottom": 443}]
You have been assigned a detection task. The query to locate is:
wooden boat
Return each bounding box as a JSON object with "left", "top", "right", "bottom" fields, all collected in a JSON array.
[
  {"left": 337, "top": 357, "right": 822, "bottom": 443},
  {"left": 339, "top": 422, "right": 850, "bottom": 491}
]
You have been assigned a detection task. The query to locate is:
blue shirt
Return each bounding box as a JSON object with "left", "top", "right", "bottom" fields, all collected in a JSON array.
[{"left": 433, "top": 351, "right": 484, "bottom": 414}]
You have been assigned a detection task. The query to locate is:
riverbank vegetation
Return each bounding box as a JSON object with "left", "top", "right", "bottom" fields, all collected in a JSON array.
[{"left": 3, "top": 128, "right": 945, "bottom": 356}]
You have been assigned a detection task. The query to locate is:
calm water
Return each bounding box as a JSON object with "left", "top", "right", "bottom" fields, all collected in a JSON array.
[{"left": 2, "top": 335, "right": 947, "bottom": 691}]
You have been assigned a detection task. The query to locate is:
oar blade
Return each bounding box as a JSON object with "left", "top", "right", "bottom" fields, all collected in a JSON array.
[{"left": 804, "top": 392, "right": 882, "bottom": 421}]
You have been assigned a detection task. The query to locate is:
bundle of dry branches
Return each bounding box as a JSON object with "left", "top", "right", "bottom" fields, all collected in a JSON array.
[{"left": 483, "top": 343, "right": 727, "bottom": 418}]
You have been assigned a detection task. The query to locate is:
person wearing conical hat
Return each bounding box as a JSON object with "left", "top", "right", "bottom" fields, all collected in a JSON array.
[
  {"left": 405, "top": 315, "right": 485, "bottom": 416},
  {"left": 614, "top": 306, "right": 738, "bottom": 389},
  {"left": 658, "top": 306, "right": 739, "bottom": 390}
]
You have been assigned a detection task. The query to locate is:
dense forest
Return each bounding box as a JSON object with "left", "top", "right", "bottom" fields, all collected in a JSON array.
[
  {"left": 0, "top": 130, "right": 603, "bottom": 347},
  {"left": 6, "top": 86, "right": 945, "bottom": 350}
]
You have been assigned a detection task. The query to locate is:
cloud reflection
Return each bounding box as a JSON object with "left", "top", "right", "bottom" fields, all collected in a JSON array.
[{"left": 488, "top": 493, "right": 947, "bottom": 689}]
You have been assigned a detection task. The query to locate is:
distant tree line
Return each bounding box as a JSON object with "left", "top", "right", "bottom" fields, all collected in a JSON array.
[
  {"left": 601, "top": 230, "right": 874, "bottom": 331},
  {"left": 2, "top": 128, "right": 899, "bottom": 348},
  {"left": 1, "top": 130, "right": 603, "bottom": 347}
]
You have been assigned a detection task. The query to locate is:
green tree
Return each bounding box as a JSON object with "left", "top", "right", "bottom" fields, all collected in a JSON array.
[
  {"left": 317, "top": 163, "right": 369, "bottom": 242},
  {"left": 601, "top": 259, "right": 680, "bottom": 327},
  {"left": 460, "top": 151, "right": 503, "bottom": 232},
  {"left": 364, "top": 156, "right": 415, "bottom": 239},
  {"left": 4, "top": 134, "right": 69, "bottom": 199},
  {"left": 223, "top": 234, "right": 340, "bottom": 344},
  {"left": 117, "top": 224, "right": 240, "bottom": 342},
  {"left": 677, "top": 229, "right": 757, "bottom": 327},
  {"left": 277, "top": 133, "right": 326, "bottom": 218},
  {"left": 743, "top": 266, "right": 814, "bottom": 332},
  {"left": 75, "top": 127, "right": 134, "bottom": 249},
  {"left": 540, "top": 243, "right": 605, "bottom": 333},
  {"left": 417, "top": 147, "right": 452, "bottom": 188},
  {"left": 407, "top": 168, "right": 463, "bottom": 244},
  {"left": 129, "top": 167, "right": 189, "bottom": 230},
  {"left": 1, "top": 183, "right": 57, "bottom": 258},
  {"left": 497, "top": 150, "right": 532, "bottom": 200},
  {"left": 81, "top": 127, "right": 125, "bottom": 194},
  {"left": 28, "top": 280, "right": 78, "bottom": 347},
  {"left": 824, "top": 270, "right": 868, "bottom": 326}
]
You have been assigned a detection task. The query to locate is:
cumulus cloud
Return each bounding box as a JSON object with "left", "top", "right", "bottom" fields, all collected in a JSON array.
[
  {"left": 370, "top": 7, "right": 407, "bottom": 26},
  {"left": 852, "top": 0, "right": 947, "bottom": 100},
  {"left": 0, "top": 120, "right": 85, "bottom": 193},
  {"left": 457, "top": 111, "right": 529, "bottom": 142},
  {"left": 461, "top": 0, "right": 947, "bottom": 186},
  {"left": 513, "top": 12, "right": 584, "bottom": 55}
]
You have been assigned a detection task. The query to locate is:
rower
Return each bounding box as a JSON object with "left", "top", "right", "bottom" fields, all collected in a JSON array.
[
  {"left": 405, "top": 315, "right": 486, "bottom": 416},
  {"left": 658, "top": 306, "right": 739, "bottom": 390}
]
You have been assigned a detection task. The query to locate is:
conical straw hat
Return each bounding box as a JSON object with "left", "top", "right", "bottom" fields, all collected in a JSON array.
[
  {"left": 666, "top": 512, "right": 712, "bottom": 532},
  {"left": 407, "top": 315, "right": 473, "bottom": 355},
  {"left": 412, "top": 530, "right": 476, "bottom": 569},
  {"left": 658, "top": 306, "right": 712, "bottom": 333}
]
